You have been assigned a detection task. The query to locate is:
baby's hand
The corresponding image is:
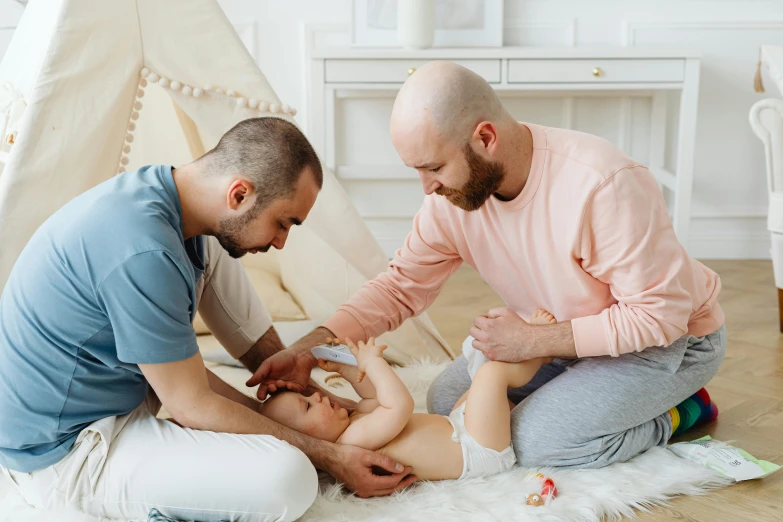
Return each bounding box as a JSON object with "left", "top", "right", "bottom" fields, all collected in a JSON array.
[
  {"left": 316, "top": 358, "right": 349, "bottom": 374},
  {"left": 346, "top": 337, "right": 387, "bottom": 383}
]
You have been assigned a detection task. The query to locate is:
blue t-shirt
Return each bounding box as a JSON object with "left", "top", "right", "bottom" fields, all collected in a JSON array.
[{"left": 0, "top": 165, "right": 203, "bottom": 472}]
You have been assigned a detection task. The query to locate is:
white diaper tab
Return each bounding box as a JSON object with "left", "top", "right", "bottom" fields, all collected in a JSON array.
[
  {"left": 462, "top": 336, "right": 490, "bottom": 380},
  {"left": 446, "top": 402, "right": 517, "bottom": 480}
]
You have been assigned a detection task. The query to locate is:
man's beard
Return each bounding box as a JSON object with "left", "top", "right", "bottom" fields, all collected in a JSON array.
[
  {"left": 435, "top": 144, "right": 505, "bottom": 211},
  {"left": 216, "top": 210, "right": 269, "bottom": 259}
]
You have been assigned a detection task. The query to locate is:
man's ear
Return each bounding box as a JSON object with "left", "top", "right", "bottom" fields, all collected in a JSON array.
[
  {"left": 473, "top": 121, "right": 499, "bottom": 153},
  {"left": 226, "top": 179, "right": 255, "bottom": 211}
]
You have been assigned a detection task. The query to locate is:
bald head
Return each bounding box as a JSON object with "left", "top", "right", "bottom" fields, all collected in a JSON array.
[{"left": 391, "top": 61, "right": 511, "bottom": 145}]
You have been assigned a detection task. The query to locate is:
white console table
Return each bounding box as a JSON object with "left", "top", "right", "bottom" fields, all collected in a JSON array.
[{"left": 307, "top": 46, "right": 701, "bottom": 252}]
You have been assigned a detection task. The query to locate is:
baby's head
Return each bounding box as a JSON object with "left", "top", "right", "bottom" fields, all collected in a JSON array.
[{"left": 260, "top": 390, "right": 351, "bottom": 442}]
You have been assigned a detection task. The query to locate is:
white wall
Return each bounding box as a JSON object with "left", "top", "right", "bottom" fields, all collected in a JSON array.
[{"left": 2, "top": 0, "right": 782, "bottom": 259}]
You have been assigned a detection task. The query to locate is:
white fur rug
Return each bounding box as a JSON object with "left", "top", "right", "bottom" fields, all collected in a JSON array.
[{"left": 0, "top": 360, "right": 733, "bottom": 522}]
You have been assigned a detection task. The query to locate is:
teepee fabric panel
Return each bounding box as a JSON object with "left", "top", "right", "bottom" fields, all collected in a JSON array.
[{"left": 0, "top": 0, "right": 453, "bottom": 363}]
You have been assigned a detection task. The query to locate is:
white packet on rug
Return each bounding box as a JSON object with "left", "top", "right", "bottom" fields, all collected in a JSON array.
[{"left": 668, "top": 436, "right": 781, "bottom": 481}]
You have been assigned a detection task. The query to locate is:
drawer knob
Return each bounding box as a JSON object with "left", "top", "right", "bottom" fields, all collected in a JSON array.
[
  {"left": 407, "top": 67, "right": 417, "bottom": 76},
  {"left": 592, "top": 67, "right": 603, "bottom": 77}
]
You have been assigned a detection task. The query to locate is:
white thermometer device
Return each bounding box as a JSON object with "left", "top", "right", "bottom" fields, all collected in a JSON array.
[{"left": 311, "top": 343, "right": 358, "bottom": 366}]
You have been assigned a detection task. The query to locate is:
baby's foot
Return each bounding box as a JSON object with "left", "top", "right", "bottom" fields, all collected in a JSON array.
[{"left": 530, "top": 309, "right": 556, "bottom": 325}]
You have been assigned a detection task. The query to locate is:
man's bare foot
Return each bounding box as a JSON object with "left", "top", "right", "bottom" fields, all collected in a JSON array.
[{"left": 530, "top": 309, "right": 557, "bottom": 325}]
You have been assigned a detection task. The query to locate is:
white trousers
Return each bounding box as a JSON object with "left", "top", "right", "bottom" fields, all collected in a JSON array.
[
  {"left": 1, "top": 236, "right": 315, "bottom": 520},
  {"left": 3, "top": 393, "right": 318, "bottom": 521}
]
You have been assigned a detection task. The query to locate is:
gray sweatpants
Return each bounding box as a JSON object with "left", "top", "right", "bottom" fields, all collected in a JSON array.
[{"left": 427, "top": 325, "right": 726, "bottom": 469}]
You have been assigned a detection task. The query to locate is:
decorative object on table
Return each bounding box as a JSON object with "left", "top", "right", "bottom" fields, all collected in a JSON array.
[
  {"left": 397, "top": 0, "right": 435, "bottom": 49},
  {"left": 668, "top": 436, "right": 781, "bottom": 482},
  {"left": 524, "top": 473, "right": 558, "bottom": 506},
  {"left": 749, "top": 45, "right": 783, "bottom": 331},
  {"left": 351, "top": 0, "right": 503, "bottom": 48}
]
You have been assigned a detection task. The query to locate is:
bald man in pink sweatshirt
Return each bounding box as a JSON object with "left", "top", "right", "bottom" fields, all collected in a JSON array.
[{"left": 250, "top": 61, "right": 725, "bottom": 469}]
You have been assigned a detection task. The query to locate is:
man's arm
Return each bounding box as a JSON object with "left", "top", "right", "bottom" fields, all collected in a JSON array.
[
  {"left": 238, "top": 325, "right": 286, "bottom": 373},
  {"left": 140, "top": 352, "right": 415, "bottom": 497},
  {"left": 570, "top": 167, "right": 696, "bottom": 357},
  {"left": 322, "top": 196, "right": 462, "bottom": 343},
  {"left": 248, "top": 198, "right": 461, "bottom": 396},
  {"left": 474, "top": 166, "right": 699, "bottom": 361},
  {"left": 205, "top": 368, "right": 263, "bottom": 411}
]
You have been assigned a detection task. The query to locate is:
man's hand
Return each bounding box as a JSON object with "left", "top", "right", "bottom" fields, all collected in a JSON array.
[
  {"left": 245, "top": 348, "right": 313, "bottom": 399},
  {"left": 470, "top": 307, "right": 534, "bottom": 362},
  {"left": 246, "top": 326, "right": 337, "bottom": 399},
  {"left": 471, "top": 307, "right": 578, "bottom": 360},
  {"left": 328, "top": 444, "right": 417, "bottom": 498}
]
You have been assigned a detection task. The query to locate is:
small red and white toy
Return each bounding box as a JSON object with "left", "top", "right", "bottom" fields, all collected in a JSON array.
[{"left": 525, "top": 473, "right": 558, "bottom": 506}]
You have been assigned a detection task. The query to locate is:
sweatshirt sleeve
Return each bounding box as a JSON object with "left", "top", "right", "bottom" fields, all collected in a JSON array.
[
  {"left": 323, "top": 196, "right": 462, "bottom": 341},
  {"left": 571, "top": 166, "right": 694, "bottom": 358}
]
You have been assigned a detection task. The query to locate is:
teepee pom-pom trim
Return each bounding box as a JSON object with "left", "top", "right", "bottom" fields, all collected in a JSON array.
[
  {"left": 119, "top": 66, "right": 301, "bottom": 176},
  {"left": 137, "top": 66, "right": 298, "bottom": 115}
]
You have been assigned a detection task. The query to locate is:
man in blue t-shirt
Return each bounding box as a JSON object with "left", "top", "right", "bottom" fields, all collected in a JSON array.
[{"left": 0, "top": 118, "right": 414, "bottom": 521}]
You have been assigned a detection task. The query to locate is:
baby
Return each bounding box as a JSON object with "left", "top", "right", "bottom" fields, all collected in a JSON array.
[{"left": 260, "top": 310, "right": 557, "bottom": 481}]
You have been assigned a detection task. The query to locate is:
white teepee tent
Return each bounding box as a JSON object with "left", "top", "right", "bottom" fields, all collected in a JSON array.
[{"left": 0, "top": 0, "right": 454, "bottom": 364}]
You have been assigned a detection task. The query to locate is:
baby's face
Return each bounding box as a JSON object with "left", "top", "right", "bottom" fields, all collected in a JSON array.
[{"left": 262, "top": 390, "right": 350, "bottom": 442}]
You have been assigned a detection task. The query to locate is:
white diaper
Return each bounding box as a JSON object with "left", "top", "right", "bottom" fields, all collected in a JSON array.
[
  {"left": 462, "top": 335, "right": 489, "bottom": 380},
  {"left": 446, "top": 402, "right": 517, "bottom": 480}
]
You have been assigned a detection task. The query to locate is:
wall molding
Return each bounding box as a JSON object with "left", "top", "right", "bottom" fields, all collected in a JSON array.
[
  {"left": 622, "top": 20, "right": 783, "bottom": 46},
  {"left": 502, "top": 18, "right": 577, "bottom": 47}
]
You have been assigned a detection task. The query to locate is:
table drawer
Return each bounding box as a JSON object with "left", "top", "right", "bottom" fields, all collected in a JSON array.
[
  {"left": 507, "top": 59, "right": 684, "bottom": 83},
  {"left": 325, "top": 59, "right": 501, "bottom": 84}
]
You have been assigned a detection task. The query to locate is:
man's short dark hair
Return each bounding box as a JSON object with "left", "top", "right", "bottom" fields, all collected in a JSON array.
[{"left": 200, "top": 117, "right": 323, "bottom": 209}]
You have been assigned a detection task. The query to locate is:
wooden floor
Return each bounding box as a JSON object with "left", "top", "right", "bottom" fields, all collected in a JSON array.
[{"left": 427, "top": 260, "right": 783, "bottom": 522}]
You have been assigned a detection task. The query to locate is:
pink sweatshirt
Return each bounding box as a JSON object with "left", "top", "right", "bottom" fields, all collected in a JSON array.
[{"left": 324, "top": 123, "right": 724, "bottom": 357}]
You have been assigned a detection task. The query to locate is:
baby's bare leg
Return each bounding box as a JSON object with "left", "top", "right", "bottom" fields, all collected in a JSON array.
[
  {"left": 458, "top": 310, "right": 556, "bottom": 448},
  {"left": 463, "top": 358, "right": 546, "bottom": 452}
]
